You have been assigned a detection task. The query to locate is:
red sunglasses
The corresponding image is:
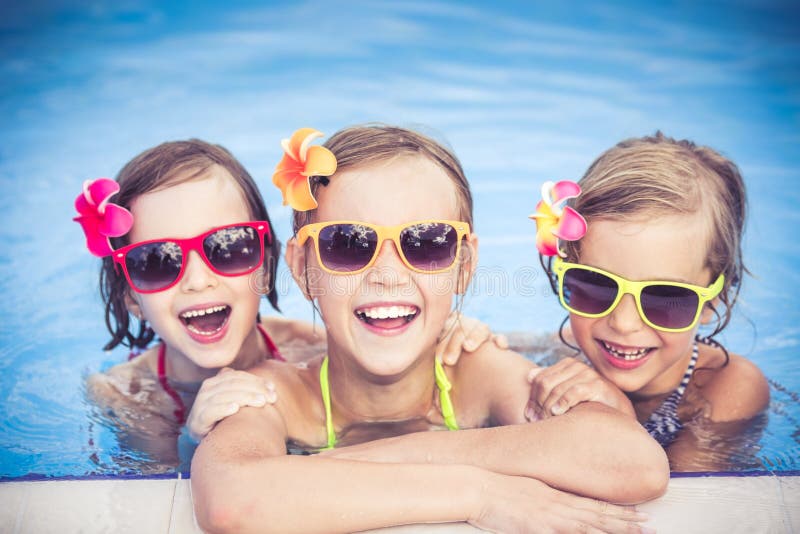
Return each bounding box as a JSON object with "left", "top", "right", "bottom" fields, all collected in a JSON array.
[{"left": 112, "top": 221, "right": 272, "bottom": 293}]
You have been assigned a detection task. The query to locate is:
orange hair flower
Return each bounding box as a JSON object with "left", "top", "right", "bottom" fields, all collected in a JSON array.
[{"left": 272, "top": 128, "right": 337, "bottom": 212}]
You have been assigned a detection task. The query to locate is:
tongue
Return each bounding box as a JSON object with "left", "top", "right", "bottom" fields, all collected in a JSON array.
[
  {"left": 186, "top": 311, "right": 227, "bottom": 333},
  {"left": 365, "top": 317, "right": 409, "bottom": 329}
]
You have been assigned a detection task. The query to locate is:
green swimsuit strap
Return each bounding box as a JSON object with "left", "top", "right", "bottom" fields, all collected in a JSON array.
[
  {"left": 434, "top": 357, "right": 459, "bottom": 431},
  {"left": 319, "top": 356, "right": 336, "bottom": 450},
  {"left": 319, "top": 355, "right": 459, "bottom": 450}
]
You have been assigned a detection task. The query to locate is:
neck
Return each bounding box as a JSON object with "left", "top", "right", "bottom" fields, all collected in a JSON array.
[
  {"left": 163, "top": 324, "right": 267, "bottom": 383},
  {"left": 325, "top": 344, "right": 438, "bottom": 426}
]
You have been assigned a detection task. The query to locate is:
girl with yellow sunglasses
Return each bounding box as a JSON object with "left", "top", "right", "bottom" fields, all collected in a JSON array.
[{"left": 529, "top": 133, "right": 769, "bottom": 471}]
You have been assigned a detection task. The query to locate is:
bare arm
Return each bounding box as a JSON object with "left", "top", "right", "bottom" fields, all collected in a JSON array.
[
  {"left": 191, "top": 366, "right": 648, "bottom": 533},
  {"left": 192, "top": 418, "right": 482, "bottom": 533},
  {"left": 324, "top": 348, "right": 669, "bottom": 504}
]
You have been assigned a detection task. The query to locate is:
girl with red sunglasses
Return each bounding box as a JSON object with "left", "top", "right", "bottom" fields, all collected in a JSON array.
[
  {"left": 191, "top": 126, "right": 668, "bottom": 533},
  {"left": 528, "top": 133, "right": 769, "bottom": 471},
  {"left": 77, "top": 139, "right": 501, "bottom": 467}
]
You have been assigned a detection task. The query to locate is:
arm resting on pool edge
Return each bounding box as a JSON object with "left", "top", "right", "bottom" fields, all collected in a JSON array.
[
  {"left": 323, "top": 345, "right": 669, "bottom": 504},
  {"left": 191, "top": 405, "right": 648, "bottom": 534},
  {"left": 323, "top": 403, "right": 668, "bottom": 504}
]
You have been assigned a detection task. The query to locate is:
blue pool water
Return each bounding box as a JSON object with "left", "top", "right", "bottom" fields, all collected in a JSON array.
[{"left": 1, "top": 1, "right": 799, "bottom": 478}]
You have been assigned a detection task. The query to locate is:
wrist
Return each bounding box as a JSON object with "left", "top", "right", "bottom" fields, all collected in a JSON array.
[{"left": 462, "top": 465, "right": 494, "bottom": 523}]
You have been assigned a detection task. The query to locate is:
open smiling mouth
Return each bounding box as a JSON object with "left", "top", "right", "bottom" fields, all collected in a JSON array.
[
  {"left": 600, "top": 340, "right": 653, "bottom": 362},
  {"left": 180, "top": 305, "right": 231, "bottom": 335},
  {"left": 355, "top": 305, "right": 419, "bottom": 329}
]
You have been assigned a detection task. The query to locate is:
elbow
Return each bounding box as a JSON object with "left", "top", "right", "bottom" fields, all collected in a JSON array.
[
  {"left": 633, "top": 444, "right": 670, "bottom": 502},
  {"left": 192, "top": 478, "right": 243, "bottom": 534},
  {"left": 618, "top": 428, "right": 670, "bottom": 503}
]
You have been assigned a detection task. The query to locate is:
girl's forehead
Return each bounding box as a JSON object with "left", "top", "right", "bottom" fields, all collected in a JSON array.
[
  {"left": 129, "top": 169, "right": 250, "bottom": 240},
  {"left": 315, "top": 156, "right": 460, "bottom": 224},
  {"left": 580, "top": 214, "right": 712, "bottom": 284}
]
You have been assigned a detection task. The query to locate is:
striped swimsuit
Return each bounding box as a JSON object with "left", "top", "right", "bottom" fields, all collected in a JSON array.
[{"left": 642, "top": 341, "right": 699, "bottom": 447}]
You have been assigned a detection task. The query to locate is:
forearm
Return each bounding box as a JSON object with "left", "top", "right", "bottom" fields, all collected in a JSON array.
[
  {"left": 192, "top": 442, "right": 483, "bottom": 533},
  {"left": 329, "top": 403, "right": 668, "bottom": 503}
]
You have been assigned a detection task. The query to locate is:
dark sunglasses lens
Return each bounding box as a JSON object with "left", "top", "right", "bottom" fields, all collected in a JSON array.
[
  {"left": 318, "top": 224, "right": 378, "bottom": 272},
  {"left": 125, "top": 241, "right": 182, "bottom": 291},
  {"left": 203, "top": 225, "right": 263, "bottom": 274},
  {"left": 641, "top": 285, "right": 699, "bottom": 329},
  {"left": 399, "top": 222, "right": 459, "bottom": 271},
  {"left": 562, "top": 268, "right": 618, "bottom": 314}
]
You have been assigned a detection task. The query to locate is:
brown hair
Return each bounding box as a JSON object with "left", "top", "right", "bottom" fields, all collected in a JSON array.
[
  {"left": 292, "top": 124, "right": 473, "bottom": 232},
  {"left": 550, "top": 131, "right": 747, "bottom": 337},
  {"left": 100, "top": 139, "right": 281, "bottom": 351}
]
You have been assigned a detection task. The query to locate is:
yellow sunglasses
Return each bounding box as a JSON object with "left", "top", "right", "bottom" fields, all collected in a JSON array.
[
  {"left": 552, "top": 257, "right": 725, "bottom": 333},
  {"left": 296, "top": 220, "right": 471, "bottom": 275}
]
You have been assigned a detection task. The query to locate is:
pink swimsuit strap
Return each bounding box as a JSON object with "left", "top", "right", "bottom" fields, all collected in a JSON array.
[
  {"left": 157, "top": 343, "right": 187, "bottom": 424},
  {"left": 257, "top": 323, "right": 285, "bottom": 362},
  {"left": 156, "top": 323, "right": 285, "bottom": 425}
]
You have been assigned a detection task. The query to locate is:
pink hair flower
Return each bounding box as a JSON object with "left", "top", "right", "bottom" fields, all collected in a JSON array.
[
  {"left": 529, "top": 180, "right": 587, "bottom": 257},
  {"left": 272, "top": 127, "right": 337, "bottom": 212},
  {"left": 73, "top": 178, "right": 133, "bottom": 257}
]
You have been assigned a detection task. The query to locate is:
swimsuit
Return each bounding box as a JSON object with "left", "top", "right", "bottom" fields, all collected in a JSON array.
[
  {"left": 158, "top": 323, "right": 284, "bottom": 424},
  {"left": 318, "top": 356, "right": 459, "bottom": 450},
  {"left": 642, "top": 341, "right": 698, "bottom": 447}
]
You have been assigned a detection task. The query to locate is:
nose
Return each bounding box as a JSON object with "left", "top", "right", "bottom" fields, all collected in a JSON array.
[
  {"left": 179, "top": 250, "right": 218, "bottom": 292},
  {"left": 606, "top": 293, "right": 645, "bottom": 334},
  {"left": 365, "top": 239, "right": 411, "bottom": 286}
]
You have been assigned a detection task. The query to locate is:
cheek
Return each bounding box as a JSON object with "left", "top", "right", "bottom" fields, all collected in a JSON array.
[
  {"left": 417, "top": 274, "right": 457, "bottom": 314},
  {"left": 569, "top": 314, "right": 596, "bottom": 342}
]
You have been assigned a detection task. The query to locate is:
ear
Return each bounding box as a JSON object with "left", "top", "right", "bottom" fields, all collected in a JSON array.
[
  {"left": 456, "top": 234, "right": 479, "bottom": 295},
  {"left": 285, "top": 237, "right": 313, "bottom": 301},
  {"left": 124, "top": 290, "right": 144, "bottom": 321}
]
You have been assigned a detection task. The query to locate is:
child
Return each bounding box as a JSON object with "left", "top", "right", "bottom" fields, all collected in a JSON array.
[
  {"left": 78, "top": 139, "right": 498, "bottom": 465},
  {"left": 191, "top": 126, "right": 668, "bottom": 533},
  {"left": 527, "top": 132, "right": 770, "bottom": 471}
]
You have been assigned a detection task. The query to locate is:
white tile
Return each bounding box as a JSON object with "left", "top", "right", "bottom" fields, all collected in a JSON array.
[
  {"left": 0, "top": 482, "right": 28, "bottom": 534},
  {"left": 16, "top": 478, "right": 176, "bottom": 534},
  {"left": 169, "top": 477, "right": 202, "bottom": 534},
  {"left": 640, "top": 475, "right": 787, "bottom": 534},
  {"left": 778, "top": 475, "right": 800, "bottom": 531}
]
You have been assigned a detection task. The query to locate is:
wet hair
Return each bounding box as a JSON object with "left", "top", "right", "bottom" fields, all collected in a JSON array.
[
  {"left": 292, "top": 124, "right": 473, "bottom": 232},
  {"left": 544, "top": 131, "right": 747, "bottom": 339},
  {"left": 100, "top": 139, "right": 281, "bottom": 351}
]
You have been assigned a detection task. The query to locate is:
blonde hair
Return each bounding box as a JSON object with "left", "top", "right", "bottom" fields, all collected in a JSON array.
[
  {"left": 561, "top": 132, "right": 747, "bottom": 335},
  {"left": 292, "top": 124, "right": 473, "bottom": 232}
]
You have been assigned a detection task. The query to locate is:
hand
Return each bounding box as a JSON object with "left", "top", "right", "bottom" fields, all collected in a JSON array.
[
  {"left": 473, "top": 473, "right": 652, "bottom": 534},
  {"left": 185, "top": 368, "right": 277, "bottom": 442},
  {"left": 436, "top": 311, "right": 509, "bottom": 365},
  {"left": 525, "top": 358, "right": 635, "bottom": 421}
]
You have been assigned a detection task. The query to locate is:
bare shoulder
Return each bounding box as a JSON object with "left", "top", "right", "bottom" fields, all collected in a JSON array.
[
  {"left": 260, "top": 316, "right": 326, "bottom": 363},
  {"left": 696, "top": 348, "right": 770, "bottom": 422},
  {"left": 241, "top": 356, "right": 328, "bottom": 445},
  {"left": 86, "top": 350, "right": 159, "bottom": 408},
  {"left": 449, "top": 344, "right": 535, "bottom": 426}
]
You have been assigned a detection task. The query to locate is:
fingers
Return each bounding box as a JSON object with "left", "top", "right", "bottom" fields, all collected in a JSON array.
[
  {"left": 437, "top": 313, "right": 493, "bottom": 366},
  {"left": 187, "top": 369, "right": 278, "bottom": 441},
  {"left": 492, "top": 333, "right": 509, "bottom": 350},
  {"left": 526, "top": 358, "right": 585, "bottom": 415},
  {"left": 540, "top": 373, "right": 597, "bottom": 417}
]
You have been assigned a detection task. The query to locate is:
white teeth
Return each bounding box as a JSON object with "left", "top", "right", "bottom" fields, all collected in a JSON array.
[
  {"left": 602, "top": 341, "right": 650, "bottom": 361},
  {"left": 180, "top": 305, "right": 228, "bottom": 319},
  {"left": 359, "top": 305, "right": 417, "bottom": 320}
]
